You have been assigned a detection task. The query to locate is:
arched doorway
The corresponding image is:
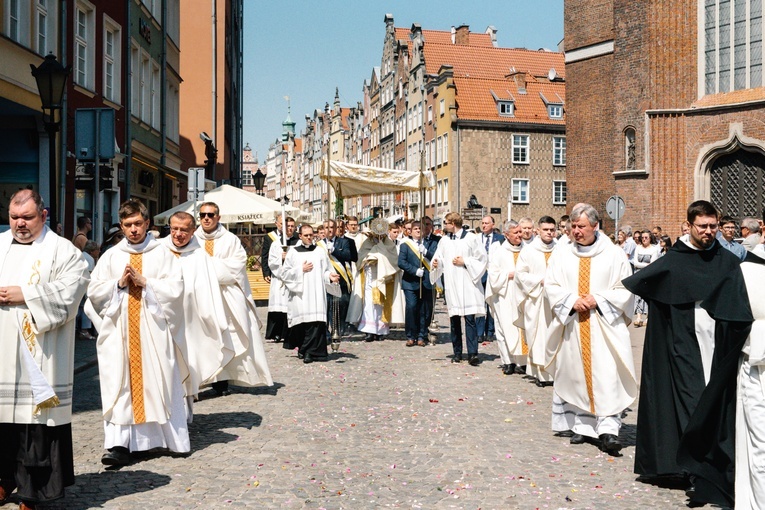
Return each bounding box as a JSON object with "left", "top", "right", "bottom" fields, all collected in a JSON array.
[{"left": 709, "top": 149, "right": 765, "bottom": 220}]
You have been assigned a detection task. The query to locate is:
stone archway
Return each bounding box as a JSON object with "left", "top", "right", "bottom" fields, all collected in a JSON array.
[{"left": 709, "top": 148, "right": 765, "bottom": 220}]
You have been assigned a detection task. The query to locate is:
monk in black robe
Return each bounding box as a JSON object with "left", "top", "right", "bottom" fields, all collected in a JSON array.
[{"left": 623, "top": 200, "right": 752, "bottom": 507}]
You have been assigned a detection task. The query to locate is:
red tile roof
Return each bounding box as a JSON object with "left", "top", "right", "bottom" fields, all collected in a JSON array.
[
  {"left": 454, "top": 76, "right": 566, "bottom": 125},
  {"left": 395, "top": 27, "right": 495, "bottom": 47},
  {"left": 424, "top": 43, "right": 564, "bottom": 80}
]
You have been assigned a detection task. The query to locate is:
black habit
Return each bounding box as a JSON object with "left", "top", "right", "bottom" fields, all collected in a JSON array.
[{"left": 622, "top": 239, "right": 752, "bottom": 506}]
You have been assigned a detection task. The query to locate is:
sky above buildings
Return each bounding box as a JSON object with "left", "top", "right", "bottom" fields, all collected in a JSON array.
[{"left": 243, "top": 0, "right": 564, "bottom": 161}]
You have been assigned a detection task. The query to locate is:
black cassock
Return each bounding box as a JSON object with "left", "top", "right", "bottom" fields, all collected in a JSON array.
[{"left": 623, "top": 239, "right": 752, "bottom": 507}]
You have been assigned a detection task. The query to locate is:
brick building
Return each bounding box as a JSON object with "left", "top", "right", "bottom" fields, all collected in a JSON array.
[{"left": 565, "top": 0, "right": 765, "bottom": 235}]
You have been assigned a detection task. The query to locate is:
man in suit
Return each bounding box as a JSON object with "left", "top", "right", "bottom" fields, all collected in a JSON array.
[
  {"left": 316, "top": 219, "right": 357, "bottom": 337},
  {"left": 421, "top": 216, "right": 441, "bottom": 343},
  {"left": 476, "top": 215, "right": 504, "bottom": 341},
  {"left": 398, "top": 221, "right": 436, "bottom": 347}
]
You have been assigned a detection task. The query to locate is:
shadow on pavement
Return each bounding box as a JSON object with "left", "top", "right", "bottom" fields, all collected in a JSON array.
[
  {"left": 189, "top": 411, "right": 262, "bottom": 453},
  {"left": 51, "top": 469, "right": 172, "bottom": 510},
  {"left": 72, "top": 365, "right": 103, "bottom": 414}
]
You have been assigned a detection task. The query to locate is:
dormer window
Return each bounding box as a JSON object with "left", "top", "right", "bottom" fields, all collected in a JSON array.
[
  {"left": 548, "top": 104, "right": 563, "bottom": 119},
  {"left": 498, "top": 101, "right": 514, "bottom": 117}
]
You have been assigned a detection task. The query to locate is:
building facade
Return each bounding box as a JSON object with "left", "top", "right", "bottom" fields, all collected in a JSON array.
[{"left": 565, "top": 0, "right": 765, "bottom": 234}]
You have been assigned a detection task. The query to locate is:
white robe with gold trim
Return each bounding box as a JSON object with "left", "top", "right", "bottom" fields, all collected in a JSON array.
[
  {"left": 0, "top": 227, "right": 89, "bottom": 426},
  {"left": 544, "top": 233, "right": 637, "bottom": 418}
]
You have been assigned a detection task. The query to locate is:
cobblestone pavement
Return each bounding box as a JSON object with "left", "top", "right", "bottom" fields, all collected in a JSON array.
[{"left": 44, "top": 305, "right": 691, "bottom": 509}]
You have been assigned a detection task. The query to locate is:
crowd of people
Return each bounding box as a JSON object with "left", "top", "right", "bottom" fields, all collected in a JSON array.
[
  {"left": 0, "top": 192, "right": 271, "bottom": 509},
  {"left": 4, "top": 189, "right": 765, "bottom": 508}
]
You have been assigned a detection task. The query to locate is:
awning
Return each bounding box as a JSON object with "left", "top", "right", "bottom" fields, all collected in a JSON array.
[{"left": 320, "top": 160, "right": 435, "bottom": 198}]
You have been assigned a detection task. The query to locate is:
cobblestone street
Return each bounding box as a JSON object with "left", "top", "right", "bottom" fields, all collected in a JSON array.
[{"left": 48, "top": 304, "right": 689, "bottom": 509}]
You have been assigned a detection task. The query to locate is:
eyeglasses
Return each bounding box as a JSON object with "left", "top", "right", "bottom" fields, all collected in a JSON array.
[
  {"left": 693, "top": 223, "right": 718, "bottom": 231},
  {"left": 199, "top": 212, "right": 217, "bottom": 219}
]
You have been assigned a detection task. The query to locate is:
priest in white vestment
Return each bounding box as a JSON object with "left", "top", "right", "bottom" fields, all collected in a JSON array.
[
  {"left": 485, "top": 220, "right": 524, "bottom": 375},
  {"left": 347, "top": 219, "right": 401, "bottom": 340},
  {"left": 430, "top": 212, "right": 487, "bottom": 366},
  {"left": 281, "top": 225, "right": 340, "bottom": 363},
  {"left": 545, "top": 203, "right": 636, "bottom": 456},
  {"left": 515, "top": 216, "right": 559, "bottom": 386},
  {"left": 88, "top": 199, "right": 189, "bottom": 467},
  {"left": 266, "top": 217, "right": 298, "bottom": 344},
  {"left": 194, "top": 202, "right": 272, "bottom": 396},
  {"left": 0, "top": 190, "right": 89, "bottom": 508}
]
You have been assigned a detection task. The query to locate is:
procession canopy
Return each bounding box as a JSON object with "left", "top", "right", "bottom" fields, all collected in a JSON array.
[{"left": 320, "top": 160, "right": 435, "bottom": 198}]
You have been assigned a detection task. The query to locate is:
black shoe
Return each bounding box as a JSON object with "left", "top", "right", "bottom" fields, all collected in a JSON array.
[
  {"left": 468, "top": 355, "right": 480, "bottom": 366},
  {"left": 297, "top": 352, "right": 304, "bottom": 359},
  {"left": 535, "top": 379, "right": 554, "bottom": 388},
  {"left": 599, "top": 434, "right": 623, "bottom": 455},
  {"left": 555, "top": 430, "right": 575, "bottom": 438},
  {"left": 451, "top": 355, "right": 462, "bottom": 363},
  {"left": 101, "top": 446, "right": 131, "bottom": 466},
  {"left": 365, "top": 334, "right": 374, "bottom": 342},
  {"left": 514, "top": 365, "right": 527, "bottom": 375},
  {"left": 502, "top": 364, "right": 514, "bottom": 375},
  {"left": 570, "top": 433, "right": 586, "bottom": 445},
  {"left": 212, "top": 381, "right": 230, "bottom": 396},
  {"left": 303, "top": 354, "right": 314, "bottom": 364}
]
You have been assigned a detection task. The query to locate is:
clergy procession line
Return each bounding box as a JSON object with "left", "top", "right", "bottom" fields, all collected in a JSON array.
[{"left": 0, "top": 188, "right": 763, "bottom": 509}]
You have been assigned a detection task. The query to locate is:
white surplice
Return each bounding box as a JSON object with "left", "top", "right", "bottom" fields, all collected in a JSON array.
[
  {"left": 515, "top": 237, "right": 559, "bottom": 382},
  {"left": 281, "top": 244, "right": 333, "bottom": 326},
  {"left": 87, "top": 234, "right": 190, "bottom": 452},
  {"left": 429, "top": 229, "right": 487, "bottom": 317},
  {"left": 736, "top": 253, "right": 765, "bottom": 510},
  {"left": 195, "top": 225, "right": 272, "bottom": 388},
  {"left": 545, "top": 232, "right": 636, "bottom": 436},
  {"left": 484, "top": 240, "right": 524, "bottom": 365},
  {"left": 160, "top": 236, "right": 236, "bottom": 397},
  {"left": 0, "top": 227, "right": 89, "bottom": 426},
  {"left": 267, "top": 240, "right": 290, "bottom": 313}
]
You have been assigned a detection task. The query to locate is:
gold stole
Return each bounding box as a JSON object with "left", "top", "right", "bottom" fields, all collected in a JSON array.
[
  {"left": 512, "top": 251, "right": 529, "bottom": 355},
  {"left": 205, "top": 239, "right": 214, "bottom": 256},
  {"left": 318, "top": 241, "right": 352, "bottom": 289},
  {"left": 360, "top": 264, "right": 394, "bottom": 324},
  {"left": 578, "top": 257, "right": 595, "bottom": 413},
  {"left": 128, "top": 253, "right": 146, "bottom": 424},
  {"left": 404, "top": 239, "right": 431, "bottom": 271}
]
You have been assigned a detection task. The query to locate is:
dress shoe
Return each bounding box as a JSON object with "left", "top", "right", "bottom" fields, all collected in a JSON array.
[
  {"left": 599, "top": 434, "right": 623, "bottom": 455},
  {"left": 212, "top": 381, "right": 230, "bottom": 396},
  {"left": 406, "top": 339, "right": 415, "bottom": 347},
  {"left": 0, "top": 480, "right": 16, "bottom": 503},
  {"left": 365, "top": 334, "right": 374, "bottom": 342},
  {"left": 555, "top": 430, "right": 574, "bottom": 438},
  {"left": 101, "top": 446, "right": 131, "bottom": 466},
  {"left": 417, "top": 339, "right": 427, "bottom": 347},
  {"left": 297, "top": 352, "right": 304, "bottom": 359},
  {"left": 303, "top": 354, "right": 314, "bottom": 364},
  {"left": 451, "top": 355, "right": 462, "bottom": 363},
  {"left": 535, "top": 380, "right": 554, "bottom": 388},
  {"left": 570, "top": 433, "right": 586, "bottom": 445},
  {"left": 468, "top": 355, "right": 480, "bottom": 366},
  {"left": 502, "top": 364, "right": 513, "bottom": 375},
  {"left": 514, "top": 365, "right": 527, "bottom": 375}
]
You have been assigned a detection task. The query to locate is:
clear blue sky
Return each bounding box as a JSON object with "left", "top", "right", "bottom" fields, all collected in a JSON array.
[{"left": 243, "top": 1, "right": 564, "bottom": 161}]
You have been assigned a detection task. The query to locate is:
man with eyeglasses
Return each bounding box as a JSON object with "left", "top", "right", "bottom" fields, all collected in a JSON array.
[
  {"left": 623, "top": 200, "right": 753, "bottom": 507},
  {"left": 281, "top": 225, "right": 340, "bottom": 363},
  {"left": 194, "top": 202, "right": 272, "bottom": 396},
  {"left": 740, "top": 216, "right": 762, "bottom": 252},
  {"left": 716, "top": 216, "right": 746, "bottom": 261}
]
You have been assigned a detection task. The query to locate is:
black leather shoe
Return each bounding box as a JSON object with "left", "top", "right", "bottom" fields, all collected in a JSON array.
[
  {"left": 535, "top": 380, "right": 554, "bottom": 388},
  {"left": 451, "top": 355, "right": 462, "bottom": 363},
  {"left": 515, "top": 365, "right": 527, "bottom": 375},
  {"left": 297, "top": 352, "right": 304, "bottom": 359},
  {"left": 570, "top": 433, "right": 586, "bottom": 445},
  {"left": 502, "top": 364, "right": 514, "bottom": 375},
  {"left": 555, "top": 430, "right": 574, "bottom": 438},
  {"left": 468, "top": 355, "right": 480, "bottom": 366},
  {"left": 303, "top": 354, "right": 314, "bottom": 364},
  {"left": 365, "top": 334, "right": 374, "bottom": 342},
  {"left": 101, "top": 446, "right": 131, "bottom": 466},
  {"left": 599, "top": 434, "right": 623, "bottom": 455}
]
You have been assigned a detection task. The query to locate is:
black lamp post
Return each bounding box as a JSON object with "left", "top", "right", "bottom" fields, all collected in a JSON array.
[
  {"left": 253, "top": 168, "right": 266, "bottom": 195},
  {"left": 30, "top": 54, "right": 70, "bottom": 230}
]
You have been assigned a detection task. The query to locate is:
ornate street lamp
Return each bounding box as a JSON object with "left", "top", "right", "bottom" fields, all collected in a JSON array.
[
  {"left": 30, "top": 54, "right": 70, "bottom": 230},
  {"left": 253, "top": 168, "right": 266, "bottom": 195}
]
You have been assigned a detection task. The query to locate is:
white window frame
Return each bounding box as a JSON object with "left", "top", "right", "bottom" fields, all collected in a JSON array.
[
  {"left": 130, "top": 42, "right": 140, "bottom": 115},
  {"left": 151, "top": 61, "right": 160, "bottom": 129},
  {"left": 553, "top": 136, "right": 566, "bottom": 166},
  {"left": 498, "top": 101, "right": 514, "bottom": 116},
  {"left": 427, "top": 105, "right": 433, "bottom": 123},
  {"left": 512, "top": 134, "right": 530, "bottom": 164},
  {"left": 548, "top": 104, "right": 563, "bottom": 119},
  {"left": 439, "top": 99, "right": 445, "bottom": 116},
  {"left": 36, "top": 0, "right": 50, "bottom": 56},
  {"left": 511, "top": 178, "right": 529, "bottom": 204},
  {"left": 140, "top": 50, "right": 151, "bottom": 122},
  {"left": 442, "top": 133, "right": 449, "bottom": 164},
  {"left": 553, "top": 180, "right": 567, "bottom": 205},
  {"left": 74, "top": 0, "right": 96, "bottom": 90},
  {"left": 103, "top": 16, "right": 122, "bottom": 104},
  {"left": 436, "top": 136, "right": 443, "bottom": 166}
]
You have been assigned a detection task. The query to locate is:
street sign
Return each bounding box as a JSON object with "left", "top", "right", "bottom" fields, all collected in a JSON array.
[
  {"left": 490, "top": 207, "right": 501, "bottom": 214},
  {"left": 605, "top": 195, "right": 626, "bottom": 220},
  {"left": 461, "top": 207, "right": 487, "bottom": 221},
  {"left": 75, "top": 108, "right": 115, "bottom": 162}
]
